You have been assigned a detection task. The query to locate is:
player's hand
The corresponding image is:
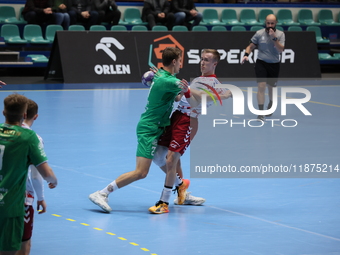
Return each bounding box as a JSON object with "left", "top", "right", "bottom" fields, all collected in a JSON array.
[
  {"left": 178, "top": 79, "right": 189, "bottom": 93},
  {"left": 48, "top": 182, "right": 57, "bottom": 189},
  {"left": 150, "top": 66, "right": 158, "bottom": 74},
  {"left": 241, "top": 56, "right": 248, "bottom": 64},
  {"left": 221, "top": 90, "right": 232, "bottom": 99},
  {"left": 0, "top": 80, "right": 6, "bottom": 88},
  {"left": 37, "top": 200, "right": 47, "bottom": 214}
]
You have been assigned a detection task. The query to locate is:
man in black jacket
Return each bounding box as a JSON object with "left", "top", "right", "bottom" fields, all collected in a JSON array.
[
  {"left": 67, "top": 0, "right": 99, "bottom": 29},
  {"left": 93, "top": 0, "right": 121, "bottom": 26},
  {"left": 171, "top": 0, "right": 202, "bottom": 30},
  {"left": 22, "top": 0, "right": 56, "bottom": 25},
  {"left": 142, "top": 0, "right": 175, "bottom": 30}
]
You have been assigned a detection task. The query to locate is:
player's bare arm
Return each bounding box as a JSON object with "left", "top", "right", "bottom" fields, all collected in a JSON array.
[{"left": 0, "top": 80, "right": 6, "bottom": 88}]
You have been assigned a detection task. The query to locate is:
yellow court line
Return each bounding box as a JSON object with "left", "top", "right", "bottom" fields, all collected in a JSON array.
[
  {"left": 51, "top": 214, "right": 157, "bottom": 255},
  {"left": 308, "top": 100, "right": 340, "bottom": 107}
]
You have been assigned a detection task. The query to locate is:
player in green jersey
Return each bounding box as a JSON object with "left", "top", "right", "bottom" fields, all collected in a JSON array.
[
  {"left": 89, "top": 47, "right": 189, "bottom": 213},
  {"left": 0, "top": 94, "right": 58, "bottom": 254}
]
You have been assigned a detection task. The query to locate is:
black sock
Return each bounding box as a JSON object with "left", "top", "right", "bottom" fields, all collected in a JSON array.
[
  {"left": 268, "top": 100, "right": 273, "bottom": 109},
  {"left": 259, "top": 104, "right": 264, "bottom": 111}
]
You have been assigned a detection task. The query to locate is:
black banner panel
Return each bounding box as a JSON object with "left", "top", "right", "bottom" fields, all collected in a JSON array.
[{"left": 46, "top": 31, "right": 321, "bottom": 83}]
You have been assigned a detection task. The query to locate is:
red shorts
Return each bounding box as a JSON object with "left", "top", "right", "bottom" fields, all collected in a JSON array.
[
  {"left": 158, "top": 110, "right": 198, "bottom": 155},
  {"left": 22, "top": 205, "right": 34, "bottom": 242}
]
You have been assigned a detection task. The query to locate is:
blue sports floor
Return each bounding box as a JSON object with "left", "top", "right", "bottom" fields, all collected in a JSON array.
[{"left": 1, "top": 79, "right": 339, "bottom": 255}]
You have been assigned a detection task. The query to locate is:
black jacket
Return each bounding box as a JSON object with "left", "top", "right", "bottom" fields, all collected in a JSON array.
[
  {"left": 22, "top": 0, "right": 53, "bottom": 15},
  {"left": 142, "top": 0, "right": 171, "bottom": 21},
  {"left": 171, "top": 0, "right": 196, "bottom": 15},
  {"left": 93, "top": 0, "right": 118, "bottom": 12}
]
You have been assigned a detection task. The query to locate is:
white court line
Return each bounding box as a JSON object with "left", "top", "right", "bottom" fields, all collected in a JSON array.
[
  {"left": 49, "top": 164, "right": 160, "bottom": 194},
  {"left": 51, "top": 164, "right": 340, "bottom": 241},
  {"left": 206, "top": 205, "right": 340, "bottom": 242}
]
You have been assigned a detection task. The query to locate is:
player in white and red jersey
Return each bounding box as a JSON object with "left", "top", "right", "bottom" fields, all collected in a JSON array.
[
  {"left": 19, "top": 99, "right": 47, "bottom": 255},
  {"left": 150, "top": 49, "right": 232, "bottom": 213}
]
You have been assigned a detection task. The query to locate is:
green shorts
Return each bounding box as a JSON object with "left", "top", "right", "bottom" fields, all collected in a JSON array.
[
  {"left": 0, "top": 216, "right": 24, "bottom": 251},
  {"left": 136, "top": 122, "right": 165, "bottom": 159}
]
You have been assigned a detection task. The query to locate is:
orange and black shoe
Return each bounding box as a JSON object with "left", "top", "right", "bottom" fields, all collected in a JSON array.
[
  {"left": 176, "top": 179, "right": 190, "bottom": 205},
  {"left": 148, "top": 200, "right": 169, "bottom": 214}
]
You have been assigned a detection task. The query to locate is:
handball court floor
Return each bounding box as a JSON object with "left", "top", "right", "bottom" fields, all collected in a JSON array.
[{"left": 1, "top": 77, "right": 340, "bottom": 255}]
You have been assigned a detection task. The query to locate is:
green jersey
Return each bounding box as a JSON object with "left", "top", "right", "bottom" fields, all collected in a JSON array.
[
  {"left": 139, "top": 68, "right": 182, "bottom": 128},
  {"left": 0, "top": 124, "right": 48, "bottom": 217}
]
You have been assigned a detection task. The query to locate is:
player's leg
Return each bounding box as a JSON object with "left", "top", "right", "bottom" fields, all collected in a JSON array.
[
  {"left": 149, "top": 112, "right": 191, "bottom": 214},
  {"left": 266, "top": 84, "right": 273, "bottom": 117},
  {"left": 89, "top": 157, "right": 152, "bottom": 213},
  {"left": 0, "top": 217, "right": 23, "bottom": 255},
  {"left": 257, "top": 81, "right": 266, "bottom": 106},
  {"left": 17, "top": 205, "right": 34, "bottom": 255},
  {"left": 165, "top": 111, "right": 191, "bottom": 202},
  {"left": 173, "top": 117, "right": 205, "bottom": 205},
  {"left": 89, "top": 125, "right": 161, "bottom": 213},
  {"left": 116, "top": 157, "right": 152, "bottom": 188},
  {"left": 18, "top": 240, "right": 31, "bottom": 255},
  {"left": 149, "top": 150, "right": 181, "bottom": 214},
  {"left": 266, "top": 62, "right": 280, "bottom": 117},
  {"left": 173, "top": 157, "right": 205, "bottom": 206},
  {"left": 155, "top": 116, "right": 186, "bottom": 187},
  {"left": 255, "top": 60, "right": 268, "bottom": 121}
]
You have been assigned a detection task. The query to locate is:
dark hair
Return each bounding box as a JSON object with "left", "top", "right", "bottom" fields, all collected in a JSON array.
[
  {"left": 4, "top": 94, "right": 28, "bottom": 123},
  {"left": 26, "top": 99, "right": 38, "bottom": 120},
  {"left": 162, "top": 47, "right": 182, "bottom": 66}
]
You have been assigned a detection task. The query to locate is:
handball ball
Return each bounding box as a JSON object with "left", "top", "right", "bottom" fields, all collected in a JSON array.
[{"left": 141, "top": 71, "right": 155, "bottom": 87}]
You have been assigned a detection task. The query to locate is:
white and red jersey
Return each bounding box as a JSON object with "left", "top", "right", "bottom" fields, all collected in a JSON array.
[
  {"left": 22, "top": 122, "right": 44, "bottom": 206},
  {"left": 177, "top": 75, "right": 227, "bottom": 118}
]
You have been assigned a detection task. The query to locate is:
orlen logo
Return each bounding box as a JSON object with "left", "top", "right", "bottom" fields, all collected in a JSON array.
[
  {"left": 148, "top": 35, "right": 184, "bottom": 69},
  {"left": 94, "top": 37, "right": 131, "bottom": 75}
]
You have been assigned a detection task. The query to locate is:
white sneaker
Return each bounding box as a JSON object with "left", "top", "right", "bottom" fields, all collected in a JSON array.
[
  {"left": 174, "top": 192, "right": 206, "bottom": 205},
  {"left": 89, "top": 191, "right": 112, "bottom": 212}
]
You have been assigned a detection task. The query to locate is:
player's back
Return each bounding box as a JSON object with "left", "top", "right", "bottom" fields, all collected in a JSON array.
[{"left": 0, "top": 123, "right": 43, "bottom": 217}]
